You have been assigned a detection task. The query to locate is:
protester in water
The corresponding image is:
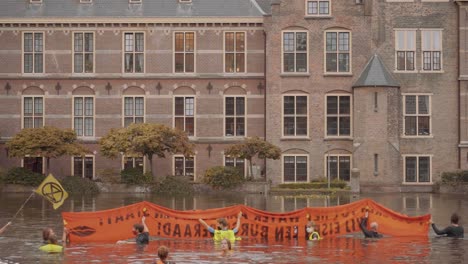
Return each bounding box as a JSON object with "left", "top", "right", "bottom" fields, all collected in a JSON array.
[
  {"left": 0, "top": 221, "right": 11, "bottom": 235},
  {"left": 220, "top": 238, "right": 233, "bottom": 257},
  {"left": 306, "top": 221, "right": 321, "bottom": 240},
  {"left": 199, "top": 212, "right": 242, "bottom": 242},
  {"left": 40, "top": 226, "right": 69, "bottom": 252},
  {"left": 359, "top": 209, "right": 382, "bottom": 238},
  {"left": 431, "top": 213, "right": 464, "bottom": 238},
  {"left": 155, "top": 245, "right": 175, "bottom": 264},
  {"left": 117, "top": 216, "right": 149, "bottom": 245}
]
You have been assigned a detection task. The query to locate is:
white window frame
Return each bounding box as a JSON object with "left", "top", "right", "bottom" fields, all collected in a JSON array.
[
  {"left": 324, "top": 154, "right": 352, "bottom": 182},
  {"left": 281, "top": 30, "right": 309, "bottom": 74},
  {"left": 30, "top": 0, "right": 42, "bottom": 3},
  {"left": 421, "top": 29, "right": 443, "bottom": 72},
  {"left": 281, "top": 94, "right": 309, "bottom": 138},
  {"left": 173, "top": 155, "right": 196, "bottom": 181},
  {"left": 224, "top": 96, "right": 247, "bottom": 137},
  {"left": 282, "top": 154, "right": 309, "bottom": 183},
  {"left": 72, "top": 96, "right": 95, "bottom": 137},
  {"left": 122, "top": 32, "right": 145, "bottom": 74},
  {"left": 402, "top": 154, "right": 433, "bottom": 184},
  {"left": 122, "top": 155, "right": 146, "bottom": 172},
  {"left": 224, "top": 156, "right": 247, "bottom": 178},
  {"left": 223, "top": 31, "right": 247, "bottom": 73},
  {"left": 402, "top": 93, "right": 432, "bottom": 138},
  {"left": 394, "top": 29, "right": 417, "bottom": 72},
  {"left": 22, "top": 32, "right": 44, "bottom": 74},
  {"left": 21, "top": 156, "right": 45, "bottom": 174},
  {"left": 173, "top": 96, "right": 196, "bottom": 137},
  {"left": 71, "top": 155, "right": 95, "bottom": 180},
  {"left": 21, "top": 96, "right": 45, "bottom": 129},
  {"left": 122, "top": 96, "right": 146, "bottom": 127},
  {"left": 324, "top": 30, "right": 352, "bottom": 74},
  {"left": 80, "top": 0, "right": 93, "bottom": 3},
  {"left": 173, "top": 31, "right": 196, "bottom": 74},
  {"left": 72, "top": 32, "right": 95, "bottom": 74},
  {"left": 179, "top": 0, "right": 192, "bottom": 2},
  {"left": 402, "top": 195, "right": 433, "bottom": 211},
  {"left": 304, "top": 0, "right": 331, "bottom": 17},
  {"left": 129, "top": 0, "right": 142, "bottom": 3},
  {"left": 325, "top": 94, "right": 352, "bottom": 138}
]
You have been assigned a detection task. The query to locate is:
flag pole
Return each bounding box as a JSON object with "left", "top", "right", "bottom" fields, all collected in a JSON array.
[{"left": 10, "top": 191, "right": 35, "bottom": 222}]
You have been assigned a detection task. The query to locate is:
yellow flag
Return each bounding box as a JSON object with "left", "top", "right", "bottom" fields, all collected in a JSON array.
[{"left": 35, "top": 174, "right": 69, "bottom": 210}]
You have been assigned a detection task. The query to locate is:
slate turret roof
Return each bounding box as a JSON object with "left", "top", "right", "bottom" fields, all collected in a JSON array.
[{"left": 353, "top": 54, "right": 400, "bottom": 88}]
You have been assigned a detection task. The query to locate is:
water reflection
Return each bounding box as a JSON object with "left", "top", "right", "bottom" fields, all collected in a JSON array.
[{"left": 0, "top": 192, "right": 467, "bottom": 263}]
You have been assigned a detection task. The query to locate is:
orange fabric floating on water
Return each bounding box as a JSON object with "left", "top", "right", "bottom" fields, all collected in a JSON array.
[{"left": 61, "top": 198, "right": 430, "bottom": 242}]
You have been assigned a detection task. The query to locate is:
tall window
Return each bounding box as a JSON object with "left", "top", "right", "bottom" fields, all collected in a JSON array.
[
  {"left": 23, "top": 96, "right": 44, "bottom": 128},
  {"left": 174, "top": 32, "right": 195, "bottom": 73},
  {"left": 225, "top": 156, "right": 245, "bottom": 177},
  {"left": 174, "top": 97, "right": 195, "bottom": 136},
  {"left": 306, "top": 1, "right": 330, "bottom": 16},
  {"left": 225, "top": 32, "right": 245, "bottom": 73},
  {"left": 174, "top": 156, "right": 195, "bottom": 181},
  {"left": 326, "top": 95, "right": 351, "bottom": 137},
  {"left": 123, "top": 96, "right": 144, "bottom": 127},
  {"left": 73, "top": 156, "right": 94, "bottom": 179},
  {"left": 73, "top": 97, "right": 94, "bottom": 137},
  {"left": 404, "top": 156, "right": 431, "bottom": 183},
  {"left": 74, "top": 32, "right": 94, "bottom": 73},
  {"left": 124, "top": 32, "right": 144, "bottom": 73},
  {"left": 123, "top": 156, "right": 144, "bottom": 173},
  {"left": 283, "top": 95, "right": 308, "bottom": 137},
  {"left": 403, "top": 94, "right": 431, "bottom": 136},
  {"left": 395, "top": 30, "right": 416, "bottom": 71},
  {"left": 283, "top": 155, "right": 308, "bottom": 182},
  {"left": 23, "top": 32, "right": 44, "bottom": 73},
  {"left": 422, "top": 30, "right": 442, "bottom": 71},
  {"left": 325, "top": 31, "right": 350, "bottom": 73},
  {"left": 225, "top": 97, "right": 245, "bottom": 137},
  {"left": 282, "top": 31, "right": 308, "bottom": 73},
  {"left": 23, "top": 157, "right": 43, "bottom": 174},
  {"left": 326, "top": 155, "right": 351, "bottom": 181}
]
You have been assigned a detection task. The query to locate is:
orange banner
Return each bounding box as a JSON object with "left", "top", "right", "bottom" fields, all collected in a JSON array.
[{"left": 62, "top": 198, "right": 430, "bottom": 242}]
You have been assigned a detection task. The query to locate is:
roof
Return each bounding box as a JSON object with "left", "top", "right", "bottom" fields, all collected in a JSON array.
[
  {"left": 352, "top": 54, "right": 400, "bottom": 88},
  {"left": 0, "top": 0, "right": 265, "bottom": 19},
  {"left": 253, "top": 0, "right": 272, "bottom": 14}
]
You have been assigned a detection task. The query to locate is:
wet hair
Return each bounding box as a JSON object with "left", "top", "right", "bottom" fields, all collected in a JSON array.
[
  {"left": 157, "top": 246, "right": 169, "bottom": 261},
  {"left": 42, "top": 228, "right": 54, "bottom": 242},
  {"left": 48, "top": 234, "right": 58, "bottom": 245},
  {"left": 221, "top": 238, "right": 232, "bottom": 250},
  {"left": 370, "top": 222, "right": 378, "bottom": 230},
  {"left": 217, "top": 218, "right": 228, "bottom": 228},
  {"left": 307, "top": 221, "right": 316, "bottom": 228},
  {"left": 133, "top": 223, "right": 144, "bottom": 233},
  {"left": 451, "top": 213, "right": 459, "bottom": 224}
]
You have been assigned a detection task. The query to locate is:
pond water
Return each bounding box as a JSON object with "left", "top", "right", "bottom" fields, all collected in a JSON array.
[{"left": 0, "top": 192, "right": 467, "bottom": 263}]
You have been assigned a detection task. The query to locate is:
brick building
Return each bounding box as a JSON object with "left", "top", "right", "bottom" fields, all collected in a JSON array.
[{"left": 0, "top": 0, "right": 464, "bottom": 192}]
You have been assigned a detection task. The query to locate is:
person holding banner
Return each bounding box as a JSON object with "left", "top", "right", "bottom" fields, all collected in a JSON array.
[
  {"left": 0, "top": 221, "right": 11, "bottom": 235},
  {"left": 40, "top": 226, "right": 69, "bottom": 253},
  {"left": 430, "top": 213, "right": 464, "bottom": 238},
  {"left": 117, "top": 216, "right": 149, "bottom": 245},
  {"left": 306, "top": 221, "right": 321, "bottom": 240},
  {"left": 360, "top": 210, "right": 382, "bottom": 238},
  {"left": 198, "top": 212, "right": 242, "bottom": 242}
]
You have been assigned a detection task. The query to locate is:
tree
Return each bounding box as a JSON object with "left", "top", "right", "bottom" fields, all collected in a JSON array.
[
  {"left": 224, "top": 136, "right": 281, "bottom": 178},
  {"left": 6, "top": 126, "right": 89, "bottom": 175},
  {"left": 99, "top": 123, "right": 194, "bottom": 177}
]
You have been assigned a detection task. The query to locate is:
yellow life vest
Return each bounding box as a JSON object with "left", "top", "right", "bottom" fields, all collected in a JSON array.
[
  {"left": 308, "top": 231, "right": 321, "bottom": 241},
  {"left": 213, "top": 229, "right": 237, "bottom": 242},
  {"left": 39, "top": 244, "right": 63, "bottom": 253}
]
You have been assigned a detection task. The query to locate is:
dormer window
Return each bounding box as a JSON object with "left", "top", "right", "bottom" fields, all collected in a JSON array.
[
  {"left": 129, "top": 0, "right": 142, "bottom": 3},
  {"left": 80, "top": 0, "right": 93, "bottom": 3},
  {"left": 30, "top": 0, "right": 42, "bottom": 3}
]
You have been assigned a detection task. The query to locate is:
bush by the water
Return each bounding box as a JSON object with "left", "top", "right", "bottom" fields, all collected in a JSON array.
[
  {"left": 202, "top": 166, "right": 245, "bottom": 189},
  {"left": 97, "top": 168, "right": 120, "bottom": 184},
  {"left": 278, "top": 179, "right": 348, "bottom": 189},
  {"left": 61, "top": 176, "right": 100, "bottom": 195},
  {"left": 151, "top": 176, "right": 193, "bottom": 195},
  {"left": 1, "top": 167, "right": 45, "bottom": 186},
  {"left": 441, "top": 171, "right": 468, "bottom": 184},
  {"left": 121, "top": 168, "right": 153, "bottom": 185}
]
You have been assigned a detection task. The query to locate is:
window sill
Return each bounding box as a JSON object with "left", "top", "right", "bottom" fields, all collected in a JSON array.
[
  {"left": 324, "top": 137, "right": 353, "bottom": 141},
  {"left": 420, "top": 70, "right": 444, "bottom": 74},
  {"left": 304, "top": 15, "right": 333, "bottom": 19},
  {"left": 393, "top": 70, "right": 418, "bottom": 74},
  {"left": 280, "top": 73, "right": 310, "bottom": 78},
  {"left": 401, "top": 182, "right": 433, "bottom": 185},
  {"left": 401, "top": 135, "right": 433, "bottom": 139},
  {"left": 280, "top": 137, "right": 310, "bottom": 141},
  {"left": 323, "top": 73, "right": 353, "bottom": 77}
]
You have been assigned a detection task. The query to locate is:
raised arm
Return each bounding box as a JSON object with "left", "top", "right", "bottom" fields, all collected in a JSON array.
[
  {"left": 0, "top": 222, "right": 11, "bottom": 235},
  {"left": 62, "top": 227, "right": 70, "bottom": 246},
  {"left": 142, "top": 216, "right": 149, "bottom": 233},
  {"left": 234, "top": 212, "right": 242, "bottom": 231},
  {"left": 359, "top": 212, "right": 374, "bottom": 238},
  {"left": 198, "top": 218, "right": 210, "bottom": 230}
]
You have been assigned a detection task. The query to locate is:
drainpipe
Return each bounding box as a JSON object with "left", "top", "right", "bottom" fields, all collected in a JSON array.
[
  {"left": 263, "top": 30, "right": 268, "bottom": 183},
  {"left": 457, "top": 4, "right": 461, "bottom": 169}
]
